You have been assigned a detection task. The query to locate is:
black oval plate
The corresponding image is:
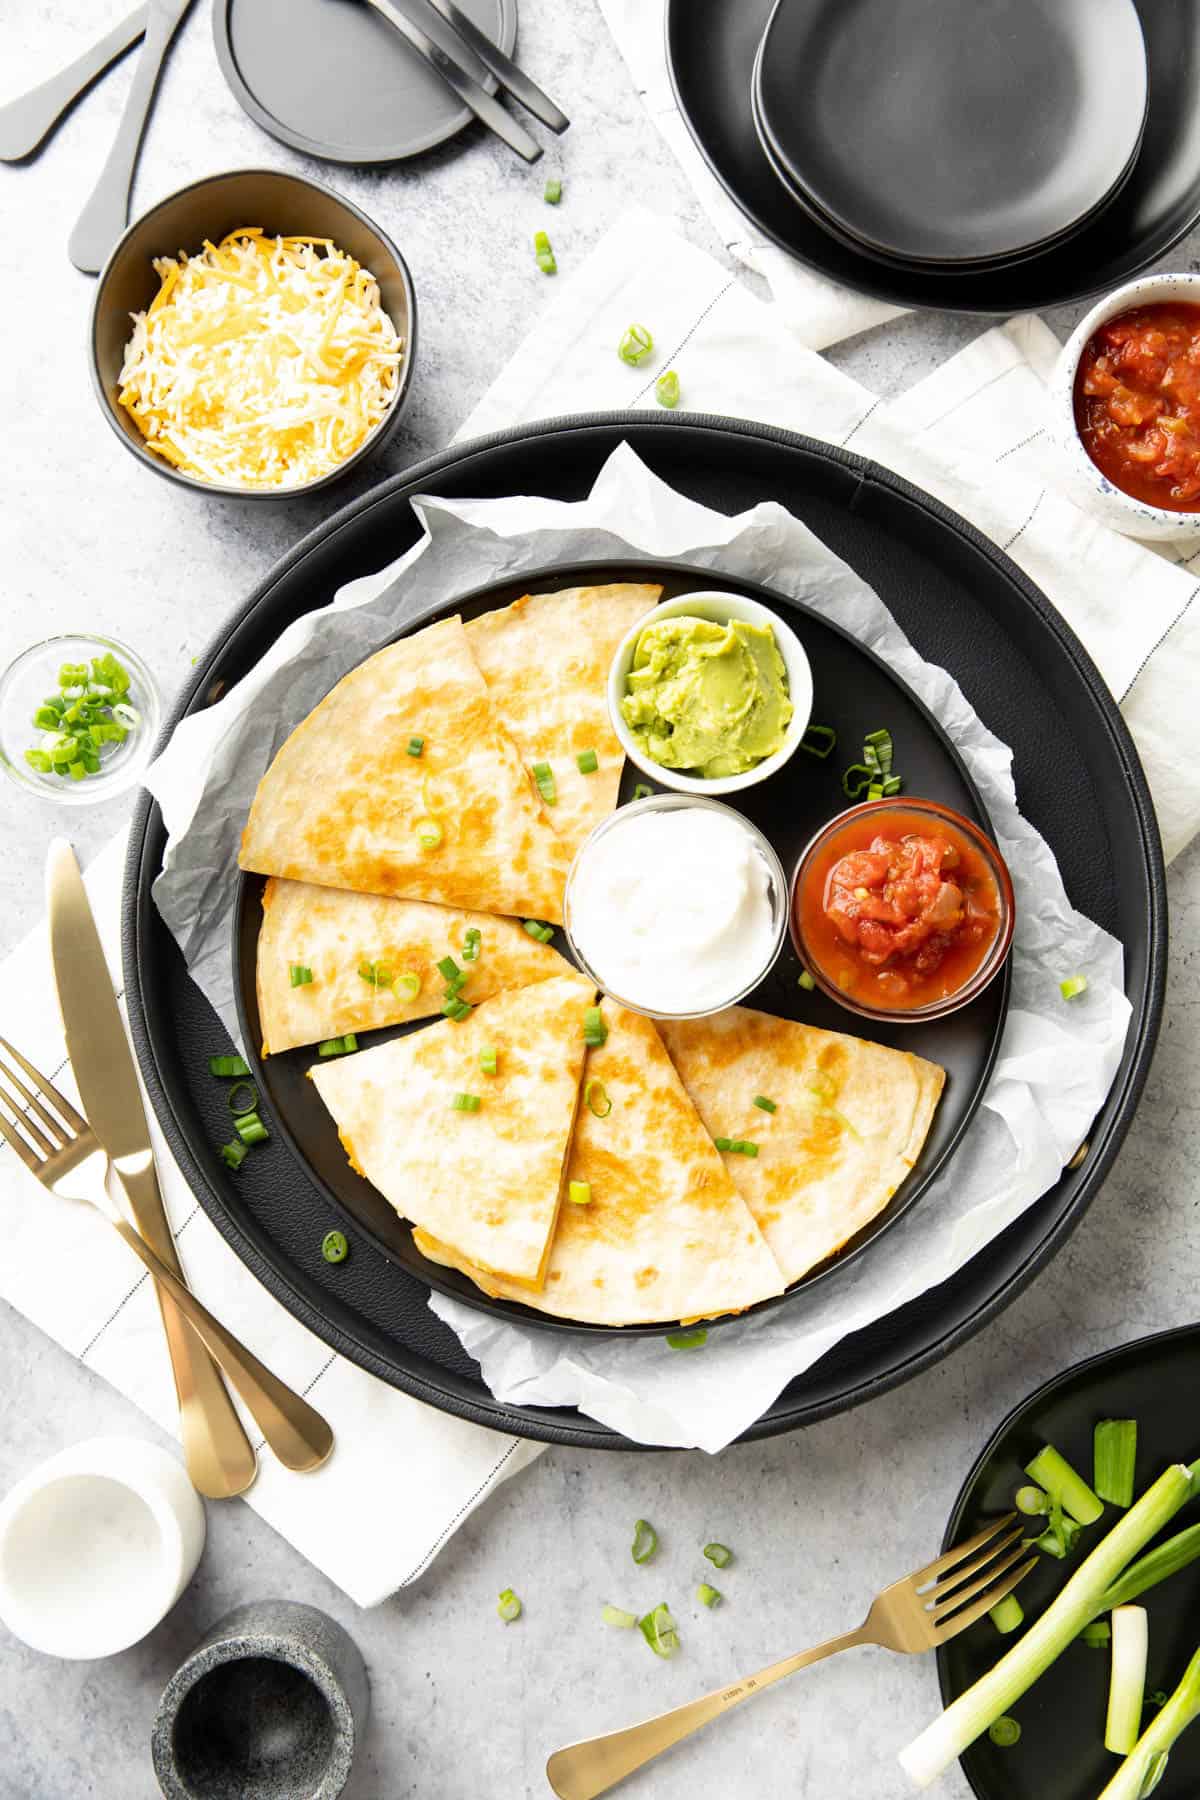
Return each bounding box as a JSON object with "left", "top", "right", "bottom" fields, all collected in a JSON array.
[
  {"left": 937, "top": 1327, "right": 1200, "bottom": 1798},
  {"left": 123, "top": 413, "right": 1165, "bottom": 1447},
  {"left": 214, "top": 0, "right": 517, "bottom": 165},
  {"left": 667, "top": 0, "right": 1200, "bottom": 314},
  {"left": 232, "top": 557, "right": 1008, "bottom": 1337}
]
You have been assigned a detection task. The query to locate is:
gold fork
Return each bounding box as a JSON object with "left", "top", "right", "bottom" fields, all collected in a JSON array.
[
  {"left": 546, "top": 1514, "right": 1036, "bottom": 1799},
  {"left": 0, "top": 1039, "right": 334, "bottom": 1475}
]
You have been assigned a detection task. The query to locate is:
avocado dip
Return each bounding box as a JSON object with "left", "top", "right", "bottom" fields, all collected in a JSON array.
[{"left": 621, "top": 615, "right": 793, "bottom": 778}]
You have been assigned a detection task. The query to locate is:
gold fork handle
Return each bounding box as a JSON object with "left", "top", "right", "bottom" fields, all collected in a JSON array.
[
  {"left": 545, "top": 1625, "right": 872, "bottom": 1799},
  {"left": 108, "top": 1217, "right": 334, "bottom": 1474}
]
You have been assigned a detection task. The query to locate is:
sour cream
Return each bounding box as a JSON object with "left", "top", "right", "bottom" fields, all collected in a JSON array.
[{"left": 565, "top": 800, "right": 784, "bottom": 1016}]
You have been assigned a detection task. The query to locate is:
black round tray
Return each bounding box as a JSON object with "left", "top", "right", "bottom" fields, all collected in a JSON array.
[
  {"left": 123, "top": 413, "right": 1166, "bottom": 1449},
  {"left": 232, "top": 556, "right": 1009, "bottom": 1337}
]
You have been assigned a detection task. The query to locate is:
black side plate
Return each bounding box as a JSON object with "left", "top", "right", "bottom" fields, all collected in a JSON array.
[{"left": 123, "top": 413, "right": 1166, "bottom": 1448}]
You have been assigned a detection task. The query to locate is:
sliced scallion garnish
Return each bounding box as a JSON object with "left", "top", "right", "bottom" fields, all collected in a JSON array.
[
  {"left": 321, "top": 1230, "right": 349, "bottom": 1264},
  {"left": 318, "top": 1035, "right": 358, "bottom": 1057},
  {"left": 406, "top": 735, "right": 424, "bottom": 757},
  {"left": 289, "top": 963, "right": 313, "bottom": 987},
  {"left": 227, "top": 1081, "right": 259, "bottom": 1118},
  {"left": 638, "top": 1603, "right": 679, "bottom": 1658},
  {"left": 631, "top": 783, "right": 652, "bottom": 800},
  {"left": 1096, "top": 1420, "right": 1138, "bottom": 1510},
  {"left": 618, "top": 323, "right": 654, "bottom": 366},
  {"left": 576, "top": 749, "right": 599, "bottom": 774},
  {"left": 532, "top": 760, "right": 557, "bottom": 804},
  {"left": 497, "top": 1588, "right": 522, "bottom": 1622},
  {"left": 568, "top": 1180, "right": 592, "bottom": 1205},
  {"left": 415, "top": 817, "right": 443, "bottom": 851},
  {"left": 697, "top": 1583, "right": 721, "bottom": 1609},
  {"left": 753, "top": 1095, "right": 777, "bottom": 1113},
  {"left": 1061, "top": 974, "right": 1089, "bottom": 1001},
  {"left": 703, "top": 1543, "right": 732, "bottom": 1569},
  {"left": 534, "top": 229, "right": 556, "bottom": 275},
  {"left": 655, "top": 369, "right": 680, "bottom": 409},
  {"left": 234, "top": 1112, "right": 270, "bottom": 1145},
  {"left": 800, "top": 722, "right": 837, "bottom": 760},
  {"left": 797, "top": 969, "right": 815, "bottom": 992},
  {"left": 395, "top": 971, "right": 421, "bottom": 1000},
  {"left": 209, "top": 1054, "right": 250, "bottom": 1078},
  {"left": 462, "top": 927, "right": 482, "bottom": 962},
  {"left": 988, "top": 1717, "right": 1021, "bottom": 1749},
  {"left": 358, "top": 961, "right": 392, "bottom": 988},
  {"left": 631, "top": 1519, "right": 658, "bottom": 1565},
  {"left": 602, "top": 1604, "right": 637, "bottom": 1629},
  {"left": 451, "top": 1092, "right": 481, "bottom": 1112},
  {"left": 583, "top": 1006, "right": 608, "bottom": 1047},
  {"left": 221, "top": 1139, "right": 248, "bottom": 1170},
  {"left": 665, "top": 1328, "right": 707, "bottom": 1349},
  {"left": 523, "top": 919, "right": 554, "bottom": 943},
  {"left": 584, "top": 1078, "right": 612, "bottom": 1117},
  {"left": 714, "top": 1138, "right": 758, "bottom": 1157},
  {"left": 544, "top": 177, "right": 562, "bottom": 204},
  {"left": 480, "top": 1047, "right": 498, "bottom": 1076}
]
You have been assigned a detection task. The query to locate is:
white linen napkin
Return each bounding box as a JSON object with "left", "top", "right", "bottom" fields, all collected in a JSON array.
[{"left": 0, "top": 834, "right": 540, "bottom": 1606}]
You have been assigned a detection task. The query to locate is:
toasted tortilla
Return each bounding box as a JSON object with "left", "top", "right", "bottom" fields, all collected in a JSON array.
[
  {"left": 309, "top": 972, "right": 595, "bottom": 1285},
  {"left": 658, "top": 1007, "right": 945, "bottom": 1285},
  {"left": 239, "top": 615, "right": 571, "bottom": 922},
  {"left": 465, "top": 584, "right": 660, "bottom": 861},
  {"left": 256, "top": 878, "right": 568, "bottom": 1055},
  {"left": 415, "top": 1002, "right": 784, "bottom": 1325}
]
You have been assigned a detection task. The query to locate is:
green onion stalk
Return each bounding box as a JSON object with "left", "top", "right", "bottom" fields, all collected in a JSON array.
[
  {"left": 1097, "top": 1647, "right": 1200, "bottom": 1800},
  {"left": 898, "top": 1464, "right": 1195, "bottom": 1789}
]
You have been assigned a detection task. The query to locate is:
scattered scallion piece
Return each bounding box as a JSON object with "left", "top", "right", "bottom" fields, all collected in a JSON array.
[
  {"left": 714, "top": 1138, "right": 758, "bottom": 1157},
  {"left": 1015, "top": 1485, "right": 1051, "bottom": 1517},
  {"left": 497, "top": 1588, "right": 522, "bottom": 1622},
  {"left": 221, "top": 1139, "right": 248, "bottom": 1169},
  {"left": 867, "top": 783, "right": 884, "bottom": 800},
  {"left": 209, "top": 1055, "right": 250, "bottom": 1078},
  {"left": 1096, "top": 1421, "right": 1139, "bottom": 1510},
  {"left": 697, "top": 1584, "right": 721, "bottom": 1609},
  {"left": 1096, "top": 1650, "right": 1200, "bottom": 1800},
  {"left": 451, "top": 1092, "right": 481, "bottom": 1113},
  {"left": 655, "top": 370, "right": 680, "bottom": 409},
  {"left": 415, "top": 817, "right": 443, "bottom": 850},
  {"left": 842, "top": 762, "right": 874, "bottom": 799},
  {"left": 797, "top": 969, "right": 815, "bottom": 992},
  {"left": 988, "top": 1717, "right": 1021, "bottom": 1748},
  {"left": 480, "top": 1047, "right": 498, "bottom": 1076},
  {"left": 753, "top": 1095, "right": 777, "bottom": 1113},
  {"left": 234, "top": 1112, "right": 270, "bottom": 1145},
  {"left": 289, "top": 963, "right": 313, "bottom": 988},
  {"left": 321, "top": 1230, "right": 349, "bottom": 1264},
  {"left": 602, "top": 1604, "right": 637, "bottom": 1629},
  {"left": 406, "top": 736, "right": 424, "bottom": 757},
  {"left": 358, "top": 961, "right": 392, "bottom": 988},
  {"left": 534, "top": 229, "right": 556, "bottom": 274},
  {"left": 532, "top": 761, "right": 557, "bottom": 804},
  {"left": 638, "top": 1603, "right": 679, "bottom": 1658},
  {"left": 585, "top": 1078, "right": 612, "bottom": 1118},
  {"left": 583, "top": 1006, "right": 608, "bottom": 1047},
  {"left": 1106, "top": 1607, "right": 1149, "bottom": 1756},
  {"left": 523, "top": 919, "right": 554, "bottom": 943},
  {"left": 544, "top": 177, "right": 562, "bottom": 204},
  {"left": 317, "top": 1035, "right": 358, "bottom": 1057},
  {"left": 1026, "top": 1444, "right": 1103, "bottom": 1526},
  {"left": 576, "top": 748, "right": 599, "bottom": 774},
  {"left": 442, "top": 996, "right": 472, "bottom": 1022},
  {"left": 462, "top": 927, "right": 482, "bottom": 962},
  {"left": 704, "top": 1543, "right": 733, "bottom": 1569},
  {"left": 989, "top": 1595, "right": 1025, "bottom": 1636},
  {"left": 227, "top": 1081, "right": 259, "bottom": 1117},
  {"left": 568, "top": 1180, "right": 592, "bottom": 1206},
  {"left": 437, "top": 956, "right": 460, "bottom": 983},
  {"left": 618, "top": 323, "right": 654, "bottom": 366},
  {"left": 395, "top": 971, "right": 421, "bottom": 1000},
  {"left": 1060, "top": 974, "right": 1089, "bottom": 1001},
  {"left": 800, "top": 722, "right": 837, "bottom": 760},
  {"left": 1083, "top": 1620, "right": 1113, "bottom": 1649},
  {"left": 631, "top": 1519, "right": 658, "bottom": 1565},
  {"left": 631, "top": 783, "right": 652, "bottom": 800},
  {"left": 665, "top": 1329, "right": 707, "bottom": 1349}
]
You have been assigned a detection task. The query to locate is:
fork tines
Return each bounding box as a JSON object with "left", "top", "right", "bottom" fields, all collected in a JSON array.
[
  {"left": 0, "top": 1035, "right": 85, "bottom": 1168},
  {"left": 922, "top": 1513, "right": 1038, "bottom": 1637}
]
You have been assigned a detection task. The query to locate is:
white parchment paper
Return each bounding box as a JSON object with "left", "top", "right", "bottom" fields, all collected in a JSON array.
[{"left": 146, "top": 445, "right": 1131, "bottom": 1452}]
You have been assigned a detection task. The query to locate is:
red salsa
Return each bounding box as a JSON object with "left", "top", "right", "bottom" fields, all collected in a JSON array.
[
  {"left": 796, "top": 808, "right": 1004, "bottom": 1011},
  {"left": 1074, "top": 302, "right": 1200, "bottom": 511}
]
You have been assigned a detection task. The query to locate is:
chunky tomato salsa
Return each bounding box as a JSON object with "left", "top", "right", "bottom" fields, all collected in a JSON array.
[
  {"left": 1074, "top": 302, "right": 1200, "bottom": 511},
  {"left": 795, "top": 808, "right": 1004, "bottom": 1011}
]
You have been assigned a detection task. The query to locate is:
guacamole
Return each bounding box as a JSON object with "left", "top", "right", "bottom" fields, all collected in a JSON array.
[{"left": 621, "top": 615, "right": 793, "bottom": 778}]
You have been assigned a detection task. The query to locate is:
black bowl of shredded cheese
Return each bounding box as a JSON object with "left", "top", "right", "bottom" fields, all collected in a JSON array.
[{"left": 90, "top": 168, "right": 417, "bottom": 499}]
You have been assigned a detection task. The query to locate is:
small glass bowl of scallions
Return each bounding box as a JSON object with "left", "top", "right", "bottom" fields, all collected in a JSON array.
[{"left": 0, "top": 634, "right": 160, "bottom": 806}]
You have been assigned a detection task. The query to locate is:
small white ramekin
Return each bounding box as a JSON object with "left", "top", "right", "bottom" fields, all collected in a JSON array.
[
  {"left": 1048, "top": 272, "right": 1200, "bottom": 542},
  {"left": 607, "top": 589, "right": 814, "bottom": 796}
]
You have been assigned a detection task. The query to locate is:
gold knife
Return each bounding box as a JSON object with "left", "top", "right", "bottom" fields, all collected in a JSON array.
[{"left": 46, "top": 840, "right": 257, "bottom": 1499}]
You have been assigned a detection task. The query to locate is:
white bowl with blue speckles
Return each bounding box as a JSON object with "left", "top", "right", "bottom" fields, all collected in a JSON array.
[{"left": 1050, "top": 272, "right": 1200, "bottom": 543}]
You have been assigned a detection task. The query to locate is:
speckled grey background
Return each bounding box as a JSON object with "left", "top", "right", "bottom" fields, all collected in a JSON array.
[{"left": 1, "top": 4, "right": 1198, "bottom": 1797}]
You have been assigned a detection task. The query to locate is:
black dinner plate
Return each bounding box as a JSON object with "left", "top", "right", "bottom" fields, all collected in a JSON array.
[
  {"left": 123, "top": 414, "right": 1165, "bottom": 1448},
  {"left": 213, "top": 0, "right": 517, "bottom": 165},
  {"left": 667, "top": 0, "right": 1200, "bottom": 314},
  {"left": 231, "top": 558, "right": 1009, "bottom": 1338},
  {"left": 754, "top": 0, "right": 1147, "bottom": 267},
  {"left": 938, "top": 1327, "right": 1200, "bottom": 1798}
]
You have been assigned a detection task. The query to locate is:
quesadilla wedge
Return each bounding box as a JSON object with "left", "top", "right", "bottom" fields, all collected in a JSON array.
[
  {"left": 309, "top": 972, "right": 595, "bottom": 1285},
  {"left": 414, "top": 1002, "right": 784, "bottom": 1324},
  {"left": 658, "top": 1007, "right": 945, "bottom": 1285},
  {"left": 256, "top": 878, "right": 568, "bottom": 1055},
  {"left": 465, "top": 584, "right": 660, "bottom": 861},
  {"left": 239, "top": 615, "right": 571, "bottom": 921}
]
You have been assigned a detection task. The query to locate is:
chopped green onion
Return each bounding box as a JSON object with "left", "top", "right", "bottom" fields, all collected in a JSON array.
[
  {"left": 480, "top": 1047, "right": 498, "bottom": 1076},
  {"left": 1026, "top": 1444, "right": 1103, "bottom": 1526},
  {"left": 395, "top": 971, "right": 421, "bottom": 1000},
  {"left": 704, "top": 1543, "right": 733, "bottom": 1569},
  {"left": 1083, "top": 1620, "right": 1113, "bottom": 1649},
  {"left": 867, "top": 783, "right": 884, "bottom": 800},
  {"left": 24, "top": 750, "right": 51, "bottom": 773},
  {"left": 753, "top": 1095, "right": 777, "bottom": 1113},
  {"left": 289, "top": 963, "right": 313, "bottom": 987},
  {"left": 842, "top": 762, "right": 874, "bottom": 799},
  {"left": 220, "top": 1139, "right": 248, "bottom": 1169},
  {"left": 697, "top": 1583, "right": 721, "bottom": 1608},
  {"left": 406, "top": 735, "right": 424, "bottom": 757},
  {"left": 112, "top": 702, "right": 140, "bottom": 730},
  {"left": 544, "top": 177, "right": 562, "bottom": 204},
  {"left": 988, "top": 1717, "right": 1021, "bottom": 1748},
  {"left": 33, "top": 705, "right": 60, "bottom": 731},
  {"left": 1015, "top": 1485, "right": 1051, "bottom": 1517},
  {"left": 568, "top": 1180, "right": 592, "bottom": 1206},
  {"left": 1100, "top": 1521, "right": 1200, "bottom": 1616},
  {"left": 318, "top": 1035, "right": 358, "bottom": 1057},
  {"left": 797, "top": 969, "right": 815, "bottom": 992},
  {"left": 1096, "top": 1650, "right": 1200, "bottom": 1800},
  {"left": 451, "top": 1092, "right": 481, "bottom": 1113},
  {"left": 437, "top": 955, "right": 460, "bottom": 983},
  {"left": 989, "top": 1595, "right": 1025, "bottom": 1636},
  {"left": 631, "top": 783, "right": 652, "bottom": 800},
  {"left": 714, "top": 1138, "right": 758, "bottom": 1157},
  {"left": 800, "top": 723, "right": 837, "bottom": 760},
  {"left": 576, "top": 749, "right": 599, "bottom": 774},
  {"left": 497, "top": 1588, "right": 522, "bottom": 1622},
  {"left": 209, "top": 1055, "right": 250, "bottom": 1078},
  {"left": 665, "top": 1329, "right": 707, "bottom": 1349},
  {"left": 638, "top": 1603, "right": 679, "bottom": 1658},
  {"left": 1096, "top": 1421, "right": 1139, "bottom": 1510},
  {"left": 234, "top": 1112, "right": 270, "bottom": 1145},
  {"left": 882, "top": 775, "right": 903, "bottom": 796},
  {"left": 583, "top": 1006, "right": 608, "bottom": 1047},
  {"left": 532, "top": 760, "right": 557, "bottom": 804},
  {"left": 534, "top": 229, "right": 556, "bottom": 274},
  {"left": 358, "top": 961, "right": 392, "bottom": 988},
  {"left": 321, "top": 1230, "right": 349, "bottom": 1264},
  {"left": 585, "top": 1078, "right": 612, "bottom": 1118},
  {"left": 442, "top": 997, "right": 472, "bottom": 1021},
  {"left": 1107, "top": 1607, "right": 1149, "bottom": 1755},
  {"left": 655, "top": 370, "right": 680, "bottom": 409},
  {"left": 523, "top": 919, "right": 554, "bottom": 943},
  {"left": 462, "top": 928, "right": 482, "bottom": 962},
  {"left": 1036, "top": 1504, "right": 1082, "bottom": 1559},
  {"left": 631, "top": 1519, "right": 658, "bottom": 1565},
  {"left": 26, "top": 650, "right": 138, "bottom": 782},
  {"left": 602, "top": 1604, "right": 637, "bottom": 1629},
  {"left": 415, "top": 817, "right": 443, "bottom": 850},
  {"left": 1061, "top": 974, "right": 1089, "bottom": 1000},
  {"left": 618, "top": 323, "right": 654, "bottom": 366},
  {"left": 227, "top": 1081, "right": 259, "bottom": 1117}
]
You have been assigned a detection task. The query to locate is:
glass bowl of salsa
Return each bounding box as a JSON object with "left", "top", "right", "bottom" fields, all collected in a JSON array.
[{"left": 789, "top": 798, "right": 1014, "bottom": 1023}]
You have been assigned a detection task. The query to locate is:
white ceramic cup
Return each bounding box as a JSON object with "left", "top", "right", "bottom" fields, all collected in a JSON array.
[
  {"left": 0, "top": 1437, "right": 205, "bottom": 1659},
  {"left": 607, "top": 588, "right": 814, "bottom": 795}
]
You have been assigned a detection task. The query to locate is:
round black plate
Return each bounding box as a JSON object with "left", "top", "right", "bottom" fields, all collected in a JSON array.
[
  {"left": 213, "top": 0, "right": 517, "bottom": 165},
  {"left": 123, "top": 414, "right": 1165, "bottom": 1448},
  {"left": 937, "top": 1327, "right": 1200, "bottom": 1798},
  {"left": 667, "top": 0, "right": 1200, "bottom": 314},
  {"left": 232, "top": 557, "right": 1008, "bottom": 1337},
  {"left": 754, "top": 0, "right": 1146, "bottom": 267}
]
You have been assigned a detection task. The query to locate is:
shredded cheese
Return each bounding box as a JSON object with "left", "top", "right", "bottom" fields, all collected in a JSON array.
[{"left": 118, "top": 227, "right": 404, "bottom": 490}]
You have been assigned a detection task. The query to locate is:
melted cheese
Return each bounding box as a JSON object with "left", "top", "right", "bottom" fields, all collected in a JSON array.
[{"left": 118, "top": 228, "right": 404, "bottom": 490}]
